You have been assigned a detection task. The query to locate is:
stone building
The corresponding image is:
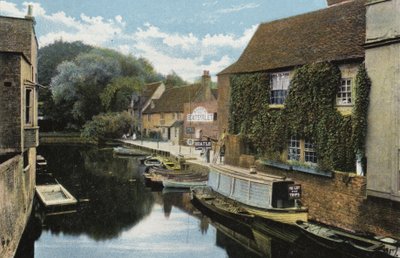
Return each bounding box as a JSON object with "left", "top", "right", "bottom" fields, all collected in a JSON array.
[
  {"left": 142, "top": 72, "right": 217, "bottom": 145},
  {"left": 0, "top": 8, "right": 39, "bottom": 258},
  {"left": 365, "top": 0, "right": 400, "bottom": 202},
  {"left": 142, "top": 83, "right": 201, "bottom": 144}
]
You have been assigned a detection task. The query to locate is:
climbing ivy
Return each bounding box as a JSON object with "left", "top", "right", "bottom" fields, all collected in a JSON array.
[{"left": 229, "top": 62, "right": 371, "bottom": 172}]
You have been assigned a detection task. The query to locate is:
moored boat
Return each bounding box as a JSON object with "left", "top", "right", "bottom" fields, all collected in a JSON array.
[
  {"left": 208, "top": 164, "right": 308, "bottom": 225},
  {"left": 140, "top": 155, "right": 181, "bottom": 170},
  {"left": 36, "top": 184, "right": 77, "bottom": 207},
  {"left": 113, "top": 146, "right": 147, "bottom": 156},
  {"left": 296, "top": 220, "right": 400, "bottom": 257},
  {"left": 162, "top": 178, "right": 208, "bottom": 188},
  {"left": 191, "top": 186, "right": 255, "bottom": 236}
]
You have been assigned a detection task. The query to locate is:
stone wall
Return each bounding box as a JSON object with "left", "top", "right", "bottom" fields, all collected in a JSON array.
[
  {"left": 0, "top": 16, "right": 35, "bottom": 63},
  {"left": 0, "top": 154, "right": 35, "bottom": 258},
  {"left": 0, "top": 53, "right": 22, "bottom": 152}
]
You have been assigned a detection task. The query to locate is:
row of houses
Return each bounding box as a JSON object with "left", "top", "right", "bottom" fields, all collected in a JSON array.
[
  {"left": 131, "top": 0, "right": 400, "bottom": 205},
  {"left": 131, "top": 70, "right": 218, "bottom": 145}
]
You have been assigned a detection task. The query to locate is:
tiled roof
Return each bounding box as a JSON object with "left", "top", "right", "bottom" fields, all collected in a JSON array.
[
  {"left": 219, "top": 0, "right": 365, "bottom": 75},
  {"left": 134, "top": 82, "right": 163, "bottom": 109},
  {"left": 143, "top": 84, "right": 202, "bottom": 114}
]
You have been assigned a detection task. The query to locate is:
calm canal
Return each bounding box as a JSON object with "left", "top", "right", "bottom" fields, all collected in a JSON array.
[{"left": 15, "top": 145, "right": 356, "bottom": 258}]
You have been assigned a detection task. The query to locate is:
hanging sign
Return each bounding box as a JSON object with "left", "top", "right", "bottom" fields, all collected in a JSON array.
[
  {"left": 194, "top": 140, "right": 212, "bottom": 150},
  {"left": 187, "top": 107, "right": 214, "bottom": 122},
  {"left": 288, "top": 184, "right": 302, "bottom": 199}
]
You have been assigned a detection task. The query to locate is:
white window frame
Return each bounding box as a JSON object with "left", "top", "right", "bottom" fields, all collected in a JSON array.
[
  {"left": 270, "top": 72, "right": 290, "bottom": 105},
  {"left": 337, "top": 78, "right": 352, "bottom": 105},
  {"left": 25, "top": 87, "right": 34, "bottom": 126},
  {"left": 304, "top": 140, "right": 318, "bottom": 164},
  {"left": 288, "top": 136, "right": 301, "bottom": 161}
]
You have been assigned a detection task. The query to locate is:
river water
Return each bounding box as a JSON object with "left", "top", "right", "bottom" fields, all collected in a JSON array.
[{"left": 15, "top": 145, "right": 357, "bottom": 258}]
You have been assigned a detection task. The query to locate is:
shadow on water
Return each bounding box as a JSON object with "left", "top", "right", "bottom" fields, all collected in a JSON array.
[
  {"left": 36, "top": 145, "right": 155, "bottom": 241},
  {"left": 15, "top": 144, "right": 371, "bottom": 258}
]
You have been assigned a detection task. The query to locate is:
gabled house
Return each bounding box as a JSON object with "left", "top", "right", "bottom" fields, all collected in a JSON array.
[
  {"left": 128, "top": 81, "right": 165, "bottom": 135},
  {"left": 0, "top": 8, "right": 39, "bottom": 257},
  {"left": 142, "top": 71, "right": 218, "bottom": 145},
  {"left": 217, "top": 0, "right": 366, "bottom": 173},
  {"left": 142, "top": 83, "right": 202, "bottom": 144}
]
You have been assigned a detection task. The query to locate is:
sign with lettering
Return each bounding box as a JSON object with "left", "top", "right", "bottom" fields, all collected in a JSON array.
[
  {"left": 194, "top": 140, "right": 212, "bottom": 150},
  {"left": 187, "top": 107, "right": 214, "bottom": 122},
  {"left": 288, "top": 184, "right": 302, "bottom": 200},
  {"left": 186, "top": 139, "right": 194, "bottom": 146}
]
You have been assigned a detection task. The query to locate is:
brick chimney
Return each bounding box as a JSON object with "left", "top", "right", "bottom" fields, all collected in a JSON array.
[
  {"left": 201, "top": 70, "right": 211, "bottom": 88},
  {"left": 327, "top": 0, "right": 351, "bottom": 6}
]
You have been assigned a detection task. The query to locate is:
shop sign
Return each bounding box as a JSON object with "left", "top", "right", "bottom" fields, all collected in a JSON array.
[
  {"left": 288, "top": 184, "right": 302, "bottom": 199},
  {"left": 194, "top": 140, "right": 212, "bottom": 150},
  {"left": 187, "top": 107, "right": 214, "bottom": 122}
]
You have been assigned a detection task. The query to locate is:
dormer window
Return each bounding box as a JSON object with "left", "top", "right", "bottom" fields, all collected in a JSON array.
[
  {"left": 337, "top": 78, "right": 352, "bottom": 105},
  {"left": 270, "top": 72, "right": 290, "bottom": 105}
]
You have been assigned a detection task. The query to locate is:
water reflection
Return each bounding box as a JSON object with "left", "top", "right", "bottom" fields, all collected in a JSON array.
[
  {"left": 17, "top": 145, "right": 227, "bottom": 258},
  {"left": 38, "top": 145, "right": 154, "bottom": 241},
  {"left": 16, "top": 145, "right": 363, "bottom": 258}
]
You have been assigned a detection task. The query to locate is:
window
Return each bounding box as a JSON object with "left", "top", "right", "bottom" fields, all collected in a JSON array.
[
  {"left": 213, "top": 113, "right": 218, "bottom": 121},
  {"left": 337, "top": 78, "right": 352, "bottom": 105},
  {"left": 147, "top": 114, "right": 151, "bottom": 121},
  {"left": 174, "top": 127, "right": 177, "bottom": 137},
  {"left": 288, "top": 138, "right": 318, "bottom": 164},
  {"left": 288, "top": 136, "right": 301, "bottom": 161},
  {"left": 25, "top": 88, "right": 33, "bottom": 125},
  {"left": 270, "top": 72, "right": 290, "bottom": 105},
  {"left": 304, "top": 140, "right": 317, "bottom": 164}
]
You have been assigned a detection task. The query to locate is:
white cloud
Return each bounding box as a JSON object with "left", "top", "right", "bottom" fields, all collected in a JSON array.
[
  {"left": 0, "top": 1, "right": 256, "bottom": 81},
  {"left": 217, "top": 3, "right": 260, "bottom": 14},
  {"left": 0, "top": 1, "right": 25, "bottom": 17}
]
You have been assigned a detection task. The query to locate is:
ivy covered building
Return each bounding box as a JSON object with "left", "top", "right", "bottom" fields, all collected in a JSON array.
[{"left": 217, "top": 0, "right": 367, "bottom": 175}]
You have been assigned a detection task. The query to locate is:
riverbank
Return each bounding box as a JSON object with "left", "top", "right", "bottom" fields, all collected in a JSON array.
[{"left": 40, "top": 132, "right": 96, "bottom": 145}]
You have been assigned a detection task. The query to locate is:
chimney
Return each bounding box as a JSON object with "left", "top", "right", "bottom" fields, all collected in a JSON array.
[
  {"left": 201, "top": 70, "right": 211, "bottom": 88},
  {"left": 25, "top": 4, "right": 35, "bottom": 22},
  {"left": 327, "top": 0, "right": 351, "bottom": 6}
]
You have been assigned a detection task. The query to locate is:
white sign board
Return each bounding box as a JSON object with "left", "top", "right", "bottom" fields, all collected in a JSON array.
[{"left": 187, "top": 106, "right": 214, "bottom": 122}]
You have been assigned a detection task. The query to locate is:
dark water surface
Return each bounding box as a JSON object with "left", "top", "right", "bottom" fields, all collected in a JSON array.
[{"left": 16, "top": 145, "right": 357, "bottom": 258}]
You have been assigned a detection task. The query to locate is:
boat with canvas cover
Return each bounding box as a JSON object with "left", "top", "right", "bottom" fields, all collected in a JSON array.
[{"left": 208, "top": 164, "right": 308, "bottom": 225}]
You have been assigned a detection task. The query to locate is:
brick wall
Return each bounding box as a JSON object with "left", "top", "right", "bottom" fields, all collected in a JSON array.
[
  {"left": 217, "top": 74, "right": 230, "bottom": 134},
  {"left": 252, "top": 162, "right": 400, "bottom": 238},
  {"left": 183, "top": 100, "right": 219, "bottom": 140},
  {"left": 0, "top": 154, "right": 35, "bottom": 257},
  {"left": 0, "top": 53, "right": 22, "bottom": 152}
]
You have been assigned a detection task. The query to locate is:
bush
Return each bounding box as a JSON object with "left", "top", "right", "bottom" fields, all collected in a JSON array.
[{"left": 81, "top": 111, "right": 133, "bottom": 141}]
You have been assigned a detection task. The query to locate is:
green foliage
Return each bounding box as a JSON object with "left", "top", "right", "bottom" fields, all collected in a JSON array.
[
  {"left": 352, "top": 64, "right": 371, "bottom": 158},
  {"left": 49, "top": 48, "right": 162, "bottom": 129},
  {"left": 81, "top": 111, "right": 134, "bottom": 141},
  {"left": 229, "top": 62, "right": 371, "bottom": 172},
  {"left": 100, "top": 77, "right": 142, "bottom": 112},
  {"left": 164, "top": 71, "right": 188, "bottom": 87}
]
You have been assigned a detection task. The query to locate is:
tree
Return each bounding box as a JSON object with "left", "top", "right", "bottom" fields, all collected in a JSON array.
[
  {"left": 164, "top": 71, "right": 188, "bottom": 87},
  {"left": 100, "top": 77, "right": 142, "bottom": 112},
  {"left": 49, "top": 47, "right": 163, "bottom": 129},
  {"left": 81, "top": 111, "right": 134, "bottom": 141}
]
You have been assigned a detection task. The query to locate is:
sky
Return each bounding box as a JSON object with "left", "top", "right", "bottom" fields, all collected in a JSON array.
[{"left": 0, "top": 0, "right": 327, "bottom": 82}]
